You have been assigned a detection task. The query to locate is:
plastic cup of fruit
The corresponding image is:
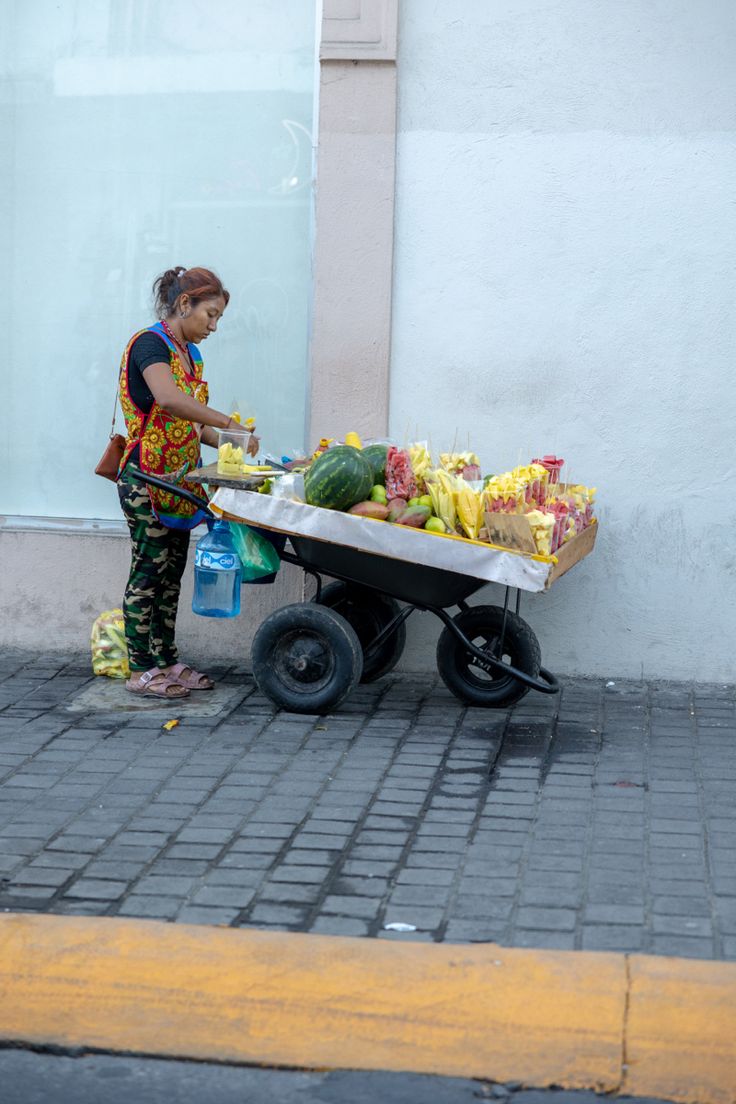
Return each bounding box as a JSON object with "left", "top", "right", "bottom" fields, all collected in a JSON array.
[{"left": 217, "top": 427, "right": 251, "bottom": 474}]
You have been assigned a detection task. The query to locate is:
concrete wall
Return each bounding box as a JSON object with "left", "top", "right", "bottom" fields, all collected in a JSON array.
[
  {"left": 390, "top": 0, "right": 736, "bottom": 681},
  {"left": 0, "top": 527, "right": 302, "bottom": 662}
]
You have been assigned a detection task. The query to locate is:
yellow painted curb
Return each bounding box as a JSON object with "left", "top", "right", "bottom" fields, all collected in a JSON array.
[
  {"left": 0, "top": 914, "right": 623, "bottom": 1090},
  {"left": 0, "top": 914, "right": 734, "bottom": 1103},
  {"left": 624, "top": 954, "right": 736, "bottom": 1104}
]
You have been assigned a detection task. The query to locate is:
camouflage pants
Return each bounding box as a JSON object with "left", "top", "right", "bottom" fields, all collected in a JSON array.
[{"left": 118, "top": 474, "right": 191, "bottom": 671}]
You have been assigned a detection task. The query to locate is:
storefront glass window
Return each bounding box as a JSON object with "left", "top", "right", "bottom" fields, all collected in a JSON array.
[{"left": 0, "top": 0, "right": 315, "bottom": 519}]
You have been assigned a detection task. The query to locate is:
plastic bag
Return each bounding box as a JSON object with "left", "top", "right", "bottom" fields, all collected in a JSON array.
[
  {"left": 91, "top": 609, "right": 130, "bottom": 679},
  {"left": 228, "top": 523, "right": 281, "bottom": 582},
  {"left": 270, "top": 472, "right": 305, "bottom": 502}
]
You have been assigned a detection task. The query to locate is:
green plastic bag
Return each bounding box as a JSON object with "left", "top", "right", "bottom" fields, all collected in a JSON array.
[{"left": 228, "top": 523, "right": 281, "bottom": 582}]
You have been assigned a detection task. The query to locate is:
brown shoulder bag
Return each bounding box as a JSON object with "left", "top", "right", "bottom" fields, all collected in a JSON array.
[{"left": 95, "top": 389, "right": 126, "bottom": 482}]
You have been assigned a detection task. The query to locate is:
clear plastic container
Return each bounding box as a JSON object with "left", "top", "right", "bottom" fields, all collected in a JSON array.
[
  {"left": 217, "top": 427, "right": 251, "bottom": 475},
  {"left": 192, "top": 521, "right": 241, "bottom": 618}
]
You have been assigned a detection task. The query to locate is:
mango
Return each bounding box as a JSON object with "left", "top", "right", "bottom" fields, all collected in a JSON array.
[
  {"left": 396, "top": 504, "right": 431, "bottom": 528},
  {"left": 407, "top": 497, "right": 421, "bottom": 507},
  {"left": 419, "top": 495, "right": 433, "bottom": 508},
  {"left": 425, "top": 516, "right": 447, "bottom": 534},
  {"left": 349, "top": 501, "right": 389, "bottom": 520},
  {"left": 370, "top": 484, "right": 388, "bottom": 503},
  {"left": 387, "top": 497, "right": 408, "bottom": 522}
]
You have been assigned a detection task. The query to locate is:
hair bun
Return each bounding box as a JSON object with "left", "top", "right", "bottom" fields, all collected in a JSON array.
[{"left": 152, "top": 265, "right": 229, "bottom": 318}]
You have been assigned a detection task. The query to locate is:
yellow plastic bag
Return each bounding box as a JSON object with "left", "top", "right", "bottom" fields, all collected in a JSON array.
[{"left": 91, "top": 609, "right": 130, "bottom": 679}]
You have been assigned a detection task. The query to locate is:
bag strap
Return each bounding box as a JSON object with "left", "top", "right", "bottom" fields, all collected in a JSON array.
[{"left": 109, "top": 383, "right": 119, "bottom": 440}]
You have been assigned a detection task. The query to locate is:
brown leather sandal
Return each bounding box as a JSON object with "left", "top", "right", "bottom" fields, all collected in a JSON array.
[
  {"left": 167, "top": 663, "right": 215, "bottom": 691},
  {"left": 126, "top": 669, "right": 191, "bottom": 699}
]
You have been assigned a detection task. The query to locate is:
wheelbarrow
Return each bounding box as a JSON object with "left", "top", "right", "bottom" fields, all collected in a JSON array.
[{"left": 131, "top": 468, "right": 586, "bottom": 715}]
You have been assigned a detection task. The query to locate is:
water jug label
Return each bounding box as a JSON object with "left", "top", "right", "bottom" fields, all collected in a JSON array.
[{"left": 195, "top": 549, "right": 237, "bottom": 570}]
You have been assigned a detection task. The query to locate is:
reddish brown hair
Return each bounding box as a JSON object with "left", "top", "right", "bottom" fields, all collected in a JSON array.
[{"left": 153, "top": 266, "right": 230, "bottom": 317}]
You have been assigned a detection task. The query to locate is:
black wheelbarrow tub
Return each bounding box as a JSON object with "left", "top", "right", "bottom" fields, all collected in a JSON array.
[{"left": 288, "top": 535, "right": 486, "bottom": 609}]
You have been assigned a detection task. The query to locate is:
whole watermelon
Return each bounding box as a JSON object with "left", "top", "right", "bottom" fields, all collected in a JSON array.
[
  {"left": 305, "top": 446, "right": 373, "bottom": 511},
  {"left": 361, "top": 443, "right": 389, "bottom": 484}
]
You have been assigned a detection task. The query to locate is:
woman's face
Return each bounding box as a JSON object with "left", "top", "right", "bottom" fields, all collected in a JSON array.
[{"left": 179, "top": 294, "right": 227, "bottom": 345}]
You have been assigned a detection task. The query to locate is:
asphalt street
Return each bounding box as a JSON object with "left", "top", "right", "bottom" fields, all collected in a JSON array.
[{"left": 0, "top": 1048, "right": 677, "bottom": 1104}]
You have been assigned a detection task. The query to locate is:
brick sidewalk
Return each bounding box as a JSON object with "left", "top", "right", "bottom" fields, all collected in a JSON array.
[{"left": 0, "top": 650, "right": 734, "bottom": 959}]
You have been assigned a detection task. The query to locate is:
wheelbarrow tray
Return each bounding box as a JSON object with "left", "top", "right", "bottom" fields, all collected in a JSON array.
[{"left": 210, "top": 487, "right": 596, "bottom": 607}]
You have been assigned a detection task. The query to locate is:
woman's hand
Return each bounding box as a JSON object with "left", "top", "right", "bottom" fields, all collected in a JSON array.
[{"left": 246, "top": 432, "right": 260, "bottom": 458}]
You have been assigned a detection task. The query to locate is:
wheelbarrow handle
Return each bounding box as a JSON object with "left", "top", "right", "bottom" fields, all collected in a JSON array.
[{"left": 125, "top": 465, "right": 213, "bottom": 517}]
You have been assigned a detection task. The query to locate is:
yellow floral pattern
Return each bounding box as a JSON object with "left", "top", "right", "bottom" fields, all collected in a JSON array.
[{"left": 117, "top": 323, "right": 209, "bottom": 527}]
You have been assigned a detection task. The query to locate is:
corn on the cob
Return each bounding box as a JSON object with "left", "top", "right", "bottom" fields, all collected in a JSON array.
[{"left": 455, "top": 479, "right": 484, "bottom": 540}]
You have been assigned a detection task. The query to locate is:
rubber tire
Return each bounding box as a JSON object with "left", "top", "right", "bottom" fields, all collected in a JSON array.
[
  {"left": 436, "top": 605, "right": 541, "bottom": 708},
  {"left": 317, "top": 582, "right": 407, "bottom": 683},
  {"left": 251, "top": 603, "right": 363, "bottom": 714}
]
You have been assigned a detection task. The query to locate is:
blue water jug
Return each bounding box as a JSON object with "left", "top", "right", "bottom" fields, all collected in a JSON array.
[{"left": 192, "top": 521, "right": 241, "bottom": 618}]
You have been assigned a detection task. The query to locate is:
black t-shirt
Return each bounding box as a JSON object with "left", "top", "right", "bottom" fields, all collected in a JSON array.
[{"left": 128, "top": 331, "right": 171, "bottom": 415}]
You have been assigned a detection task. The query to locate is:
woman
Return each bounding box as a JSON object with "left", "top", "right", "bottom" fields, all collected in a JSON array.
[{"left": 117, "top": 266, "right": 257, "bottom": 700}]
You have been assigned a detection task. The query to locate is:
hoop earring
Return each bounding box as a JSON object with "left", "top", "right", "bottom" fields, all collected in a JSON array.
[{"left": 180, "top": 309, "right": 191, "bottom": 318}]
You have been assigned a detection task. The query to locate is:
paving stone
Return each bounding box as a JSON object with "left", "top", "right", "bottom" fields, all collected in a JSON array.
[
  {"left": 583, "top": 904, "right": 645, "bottom": 925},
  {"left": 190, "top": 885, "right": 255, "bottom": 909},
  {"left": 269, "top": 865, "right": 331, "bottom": 884},
  {"left": 310, "top": 916, "right": 370, "bottom": 937},
  {"left": 451, "top": 897, "right": 514, "bottom": 921},
  {"left": 651, "top": 915, "right": 713, "bottom": 937},
  {"left": 651, "top": 896, "right": 711, "bottom": 917},
  {"left": 166, "top": 844, "right": 223, "bottom": 860},
  {"left": 291, "top": 833, "right": 352, "bottom": 849},
  {"left": 396, "top": 868, "right": 455, "bottom": 887},
  {"left": 178, "top": 906, "right": 241, "bottom": 926},
  {"left": 581, "top": 925, "right": 645, "bottom": 951},
  {"left": 320, "top": 895, "right": 383, "bottom": 919},
  {"left": 174, "top": 828, "right": 233, "bottom": 845},
  {"left": 216, "top": 852, "right": 273, "bottom": 869},
  {"left": 515, "top": 907, "right": 577, "bottom": 932},
  {"left": 650, "top": 935, "right": 715, "bottom": 959},
  {"left": 406, "top": 851, "right": 467, "bottom": 869},
  {"left": 389, "top": 884, "right": 452, "bottom": 907},
  {"left": 10, "top": 867, "right": 75, "bottom": 888},
  {"left": 132, "top": 875, "right": 199, "bottom": 896},
  {"left": 349, "top": 845, "right": 405, "bottom": 861},
  {"left": 249, "top": 903, "right": 309, "bottom": 926},
  {"left": 443, "top": 920, "right": 508, "bottom": 943},
  {"left": 510, "top": 929, "right": 577, "bottom": 950},
  {"left": 381, "top": 905, "right": 445, "bottom": 931},
  {"left": 117, "top": 896, "right": 181, "bottom": 920},
  {"left": 25, "top": 852, "right": 91, "bottom": 869},
  {"left": 63, "top": 880, "right": 128, "bottom": 901},
  {"left": 257, "top": 882, "right": 322, "bottom": 905}
]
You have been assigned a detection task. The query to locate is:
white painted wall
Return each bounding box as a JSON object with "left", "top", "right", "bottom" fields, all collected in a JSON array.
[{"left": 390, "top": 0, "right": 736, "bottom": 681}]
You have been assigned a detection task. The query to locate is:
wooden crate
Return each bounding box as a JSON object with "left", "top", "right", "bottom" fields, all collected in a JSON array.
[{"left": 483, "top": 511, "right": 598, "bottom": 588}]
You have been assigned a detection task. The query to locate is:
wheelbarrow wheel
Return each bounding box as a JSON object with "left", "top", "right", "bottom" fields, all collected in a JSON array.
[
  {"left": 436, "top": 605, "right": 541, "bottom": 708},
  {"left": 317, "top": 582, "right": 406, "bottom": 683},
  {"left": 251, "top": 603, "right": 363, "bottom": 714}
]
